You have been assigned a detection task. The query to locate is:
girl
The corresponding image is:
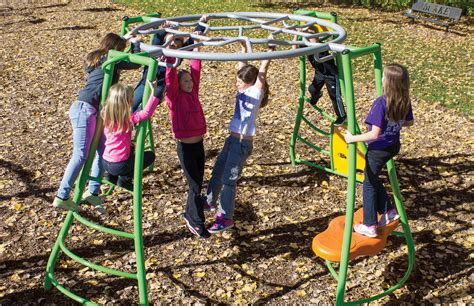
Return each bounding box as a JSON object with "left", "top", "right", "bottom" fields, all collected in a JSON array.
[
  {"left": 132, "top": 17, "right": 208, "bottom": 112},
  {"left": 344, "top": 63, "right": 414, "bottom": 238},
  {"left": 164, "top": 37, "right": 209, "bottom": 239},
  {"left": 102, "top": 81, "right": 159, "bottom": 191},
  {"left": 205, "top": 42, "right": 275, "bottom": 234},
  {"left": 53, "top": 33, "right": 141, "bottom": 211}
]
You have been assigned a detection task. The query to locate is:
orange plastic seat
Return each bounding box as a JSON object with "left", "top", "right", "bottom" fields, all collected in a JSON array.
[{"left": 312, "top": 208, "right": 400, "bottom": 262}]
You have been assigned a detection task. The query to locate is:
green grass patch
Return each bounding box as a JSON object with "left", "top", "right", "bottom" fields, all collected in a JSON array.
[{"left": 114, "top": 0, "right": 472, "bottom": 115}]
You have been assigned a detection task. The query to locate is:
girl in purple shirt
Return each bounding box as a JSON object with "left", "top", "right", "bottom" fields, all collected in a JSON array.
[{"left": 344, "top": 64, "right": 414, "bottom": 238}]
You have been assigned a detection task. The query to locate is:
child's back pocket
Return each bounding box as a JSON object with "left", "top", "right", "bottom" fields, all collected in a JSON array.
[{"left": 69, "top": 101, "right": 97, "bottom": 128}]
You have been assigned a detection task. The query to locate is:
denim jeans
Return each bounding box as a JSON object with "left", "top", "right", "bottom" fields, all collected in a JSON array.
[
  {"left": 362, "top": 142, "right": 400, "bottom": 226},
  {"left": 132, "top": 79, "right": 166, "bottom": 112},
  {"left": 57, "top": 101, "right": 104, "bottom": 199},
  {"left": 176, "top": 140, "right": 206, "bottom": 226},
  {"left": 206, "top": 135, "right": 253, "bottom": 220}
]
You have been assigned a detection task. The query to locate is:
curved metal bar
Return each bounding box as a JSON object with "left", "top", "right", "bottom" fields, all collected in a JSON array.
[{"left": 128, "top": 12, "right": 346, "bottom": 61}]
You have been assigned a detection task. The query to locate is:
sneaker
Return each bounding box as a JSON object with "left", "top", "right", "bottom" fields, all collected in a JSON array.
[
  {"left": 378, "top": 209, "right": 400, "bottom": 226},
  {"left": 182, "top": 213, "right": 211, "bottom": 239},
  {"left": 354, "top": 223, "right": 378, "bottom": 238},
  {"left": 208, "top": 213, "right": 234, "bottom": 234},
  {"left": 81, "top": 190, "right": 105, "bottom": 214},
  {"left": 52, "top": 197, "right": 77, "bottom": 211},
  {"left": 334, "top": 116, "right": 347, "bottom": 126}
]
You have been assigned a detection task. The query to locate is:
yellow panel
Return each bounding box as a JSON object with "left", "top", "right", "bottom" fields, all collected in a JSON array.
[
  {"left": 300, "top": 22, "right": 333, "bottom": 33},
  {"left": 331, "top": 125, "right": 365, "bottom": 181}
]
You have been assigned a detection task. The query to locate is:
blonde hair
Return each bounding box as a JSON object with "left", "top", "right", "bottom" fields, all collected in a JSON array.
[
  {"left": 85, "top": 33, "right": 126, "bottom": 69},
  {"left": 383, "top": 64, "right": 411, "bottom": 122},
  {"left": 102, "top": 83, "right": 134, "bottom": 133}
]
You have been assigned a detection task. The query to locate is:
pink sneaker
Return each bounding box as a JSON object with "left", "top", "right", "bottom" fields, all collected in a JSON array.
[
  {"left": 378, "top": 209, "right": 400, "bottom": 226},
  {"left": 354, "top": 223, "right": 378, "bottom": 238},
  {"left": 208, "top": 213, "right": 234, "bottom": 233}
]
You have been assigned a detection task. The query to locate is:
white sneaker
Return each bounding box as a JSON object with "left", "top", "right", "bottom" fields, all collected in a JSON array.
[
  {"left": 81, "top": 190, "right": 105, "bottom": 214},
  {"left": 354, "top": 223, "right": 378, "bottom": 238},
  {"left": 52, "top": 197, "right": 77, "bottom": 211}
]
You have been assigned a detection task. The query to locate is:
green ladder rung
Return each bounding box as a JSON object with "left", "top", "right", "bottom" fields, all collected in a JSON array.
[
  {"left": 295, "top": 159, "right": 363, "bottom": 183},
  {"left": 73, "top": 212, "right": 134, "bottom": 239},
  {"left": 296, "top": 135, "right": 330, "bottom": 155},
  {"left": 59, "top": 240, "right": 137, "bottom": 280},
  {"left": 295, "top": 159, "right": 332, "bottom": 173},
  {"left": 304, "top": 97, "right": 337, "bottom": 122},
  {"left": 87, "top": 176, "right": 133, "bottom": 195},
  {"left": 46, "top": 272, "right": 97, "bottom": 305},
  {"left": 325, "top": 260, "right": 339, "bottom": 280},
  {"left": 301, "top": 115, "right": 331, "bottom": 136}
]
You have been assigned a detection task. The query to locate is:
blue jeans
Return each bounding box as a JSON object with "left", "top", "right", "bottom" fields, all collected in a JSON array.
[
  {"left": 362, "top": 142, "right": 400, "bottom": 226},
  {"left": 206, "top": 135, "right": 253, "bottom": 220},
  {"left": 57, "top": 101, "right": 104, "bottom": 199}
]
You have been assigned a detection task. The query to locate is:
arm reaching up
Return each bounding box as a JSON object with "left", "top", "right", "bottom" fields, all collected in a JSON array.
[
  {"left": 238, "top": 41, "right": 249, "bottom": 70},
  {"left": 255, "top": 35, "right": 276, "bottom": 90},
  {"left": 131, "top": 79, "right": 161, "bottom": 124}
]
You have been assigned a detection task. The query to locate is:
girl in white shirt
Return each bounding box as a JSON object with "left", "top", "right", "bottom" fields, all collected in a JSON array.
[{"left": 205, "top": 42, "right": 274, "bottom": 233}]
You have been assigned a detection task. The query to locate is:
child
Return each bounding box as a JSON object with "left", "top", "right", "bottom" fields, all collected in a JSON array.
[
  {"left": 53, "top": 33, "right": 141, "bottom": 211},
  {"left": 295, "top": 26, "right": 347, "bottom": 125},
  {"left": 132, "top": 17, "right": 208, "bottom": 112},
  {"left": 102, "top": 81, "right": 160, "bottom": 191},
  {"left": 344, "top": 63, "right": 414, "bottom": 238},
  {"left": 164, "top": 35, "right": 209, "bottom": 239},
  {"left": 205, "top": 41, "right": 275, "bottom": 234}
]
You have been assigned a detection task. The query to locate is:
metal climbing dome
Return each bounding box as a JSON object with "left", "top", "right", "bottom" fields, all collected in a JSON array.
[{"left": 45, "top": 10, "right": 414, "bottom": 305}]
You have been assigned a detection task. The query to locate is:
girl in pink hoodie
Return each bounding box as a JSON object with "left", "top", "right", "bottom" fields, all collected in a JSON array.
[
  {"left": 165, "top": 34, "right": 210, "bottom": 239},
  {"left": 102, "top": 80, "right": 160, "bottom": 192}
]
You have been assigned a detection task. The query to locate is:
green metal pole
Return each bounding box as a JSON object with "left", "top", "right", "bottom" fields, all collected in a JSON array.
[
  {"left": 44, "top": 211, "right": 74, "bottom": 290},
  {"left": 335, "top": 52, "right": 346, "bottom": 102},
  {"left": 373, "top": 44, "right": 383, "bottom": 96},
  {"left": 120, "top": 17, "right": 129, "bottom": 36},
  {"left": 347, "top": 43, "right": 381, "bottom": 59},
  {"left": 142, "top": 62, "right": 158, "bottom": 172},
  {"left": 335, "top": 50, "right": 356, "bottom": 306},
  {"left": 133, "top": 57, "right": 157, "bottom": 305},
  {"left": 290, "top": 54, "right": 306, "bottom": 166},
  {"left": 46, "top": 50, "right": 131, "bottom": 300},
  {"left": 386, "top": 162, "right": 416, "bottom": 281},
  {"left": 44, "top": 58, "right": 115, "bottom": 292}
]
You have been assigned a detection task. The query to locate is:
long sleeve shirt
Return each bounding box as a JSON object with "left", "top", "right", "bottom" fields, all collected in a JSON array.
[
  {"left": 165, "top": 59, "right": 207, "bottom": 139},
  {"left": 103, "top": 95, "right": 160, "bottom": 162},
  {"left": 77, "top": 56, "right": 141, "bottom": 109}
]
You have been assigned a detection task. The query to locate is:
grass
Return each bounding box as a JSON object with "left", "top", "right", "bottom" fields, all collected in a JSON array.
[{"left": 115, "top": 0, "right": 473, "bottom": 115}]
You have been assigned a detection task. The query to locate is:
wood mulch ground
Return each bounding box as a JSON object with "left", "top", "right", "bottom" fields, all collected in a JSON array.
[{"left": 0, "top": 0, "right": 472, "bottom": 304}]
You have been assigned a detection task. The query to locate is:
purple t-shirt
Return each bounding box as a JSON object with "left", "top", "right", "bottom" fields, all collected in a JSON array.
[{"left": 365, "top": 96, "right": 413, "bottom": 150}]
